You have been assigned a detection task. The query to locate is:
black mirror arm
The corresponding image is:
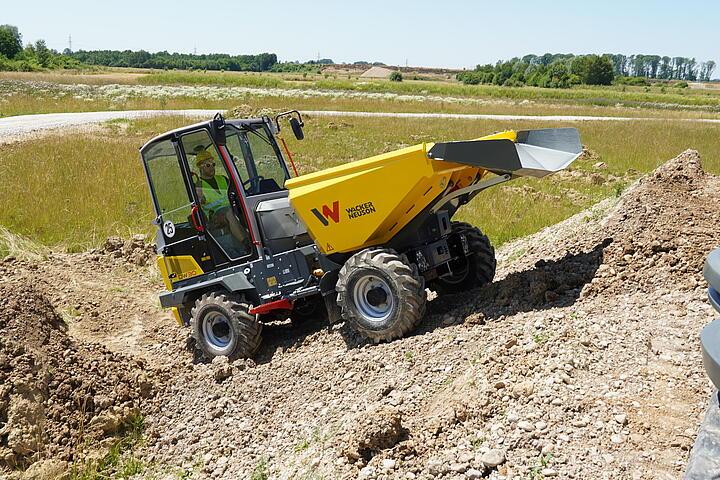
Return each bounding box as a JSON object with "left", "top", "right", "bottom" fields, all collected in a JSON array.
[{"left": 273, "top": 110, "right": 304, "bottom": 133}]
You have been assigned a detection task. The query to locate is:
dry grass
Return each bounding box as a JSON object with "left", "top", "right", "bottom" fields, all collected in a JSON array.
[
  {"left": 3, "top": 90, "right": 720, "bottom": 120},
  {"left": 2, "top": 114, "right": 719, "bottom": 251},
  {"left": 4, "top": 71, "right": 720, "bottom": 120},
  {"left": 0, "top": 70, "right": 144, "bottom": 85},
  {"left": 0, "top": 225, "right": 48, "bottom": 260},
  {"left": 0, "top": 122, "right": 164, "bottom": 250}
]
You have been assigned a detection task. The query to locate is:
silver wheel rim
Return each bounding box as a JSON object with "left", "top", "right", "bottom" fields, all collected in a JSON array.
[
  {"left": 203, "top": 312, "right": 232, "bottom": 350},
  {"left": 352, "top": 274, "right": 394, "bottom": 323}
]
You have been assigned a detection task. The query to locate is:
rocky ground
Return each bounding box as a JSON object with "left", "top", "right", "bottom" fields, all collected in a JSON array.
[{"left": 0, "top": 150, "right": 717, "bottom": 479}]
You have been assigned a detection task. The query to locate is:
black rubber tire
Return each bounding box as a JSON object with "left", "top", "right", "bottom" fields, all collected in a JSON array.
[
  {"left": 336, "top": 248, "right": 426, "bottom": 343},
  {"left": 190, "top": 291, "right": 262, "bottom": 360},
  {"left": 434, "top": 221, "right": 496, "bottom": 295}
]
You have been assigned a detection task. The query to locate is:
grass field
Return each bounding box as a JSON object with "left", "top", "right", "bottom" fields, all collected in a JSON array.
[
  {"left": 3, "top": 69, "right": 720, "bottom": 120},
  {"left": 136, "top": 71, "right": 720, "bottom": 110},
  {"left": 1, "top": 114, "right": 718, "bottom": 253}
]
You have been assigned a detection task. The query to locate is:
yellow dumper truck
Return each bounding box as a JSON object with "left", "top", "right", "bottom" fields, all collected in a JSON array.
[{"left": 140, "top": 112, "right": 581, "bottom": 359}]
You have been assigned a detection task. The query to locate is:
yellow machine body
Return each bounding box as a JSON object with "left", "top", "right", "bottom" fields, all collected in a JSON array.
[
  {"left": 286, "top": 131, "right": 517, "bottom": 254},
  {"left": 156, "top": 255, "right": 205, "bottom": 289},
  {"left": 156, "top": 256, "right": 205, "bottom": 325}
]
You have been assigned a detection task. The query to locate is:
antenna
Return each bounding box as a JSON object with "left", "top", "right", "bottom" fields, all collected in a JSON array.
[{"left": 68, "top": 34, "right": 72, "bottom": 52}]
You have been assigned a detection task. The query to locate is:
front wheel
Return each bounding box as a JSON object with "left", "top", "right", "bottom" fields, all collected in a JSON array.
[
  {"left": 336, "top": 248, "right": 426, "bottom": 343},
  {"left": 190, "top": 291, "right": 262, "bottom": 360}
]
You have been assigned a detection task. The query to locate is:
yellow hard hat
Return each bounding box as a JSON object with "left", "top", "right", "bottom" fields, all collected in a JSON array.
[{"left": 195, "top": 149, "right": 214, "bottom": 167}]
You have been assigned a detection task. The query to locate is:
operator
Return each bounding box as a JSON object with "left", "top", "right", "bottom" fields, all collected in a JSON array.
[{"left": 195, "top": 149, "right": 248, "bottom": 247}]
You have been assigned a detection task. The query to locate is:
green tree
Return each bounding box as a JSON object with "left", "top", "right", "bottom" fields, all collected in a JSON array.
[
  {"left": 34, "top": 40, "right": 51, "bottom": 67},
  {"left": 0, "top": 24, "right": 22, "bottom": 59},
  {"left": 389, "top": 71, "right": 403, "bottom": 82},
  {"left": 542, "top": 62, "right": 570, "bottom": 88},
  {"left": 584, "top": 55, "right": 614, "bottom": 85}
]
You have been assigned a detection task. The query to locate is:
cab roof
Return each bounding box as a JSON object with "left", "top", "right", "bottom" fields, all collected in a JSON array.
[{"left": 139, "top": 116, "right": 269, "bottom": 155}]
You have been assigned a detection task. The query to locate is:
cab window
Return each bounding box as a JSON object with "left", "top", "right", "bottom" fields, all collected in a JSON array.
[
  {"left": 225, "top": 124, "right": 289, "bottom": 196},
  {"left": 143, "top": 139, "right": 194, "bottom": 243}
]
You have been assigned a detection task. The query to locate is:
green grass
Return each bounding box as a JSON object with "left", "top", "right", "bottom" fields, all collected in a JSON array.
[
  {"left": 2, "top": 114, "right": 719, "bottom": 252},
  {"left": 71, "top": 413, "right": 145, "bottom": 480},
  {"left": 250, "top": 457, "right": 269, "bottom": 480}
]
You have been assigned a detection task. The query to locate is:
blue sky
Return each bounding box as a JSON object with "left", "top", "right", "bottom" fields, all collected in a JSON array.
[{"left": 6, "top": 0, "right": 719, "bottom": 71}]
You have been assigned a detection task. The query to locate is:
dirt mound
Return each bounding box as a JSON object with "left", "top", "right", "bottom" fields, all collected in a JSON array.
[
  {"left": 582, "top": 149, "right": 713, "bottom": 297},
  {"left": 651, "top": 149, "right": 705, "bottom": 186},
  {"left": 0, "top": 278, "right": 150, "bottom": 470},
  {"left": 449, "top": 149, "right": 713, "bottom": 322},
  {"left": 340, "top": 406, "right": 407, "bottom": 463},
  {"left": 98, "top": 234, "right": 155, "bottom": 266}
]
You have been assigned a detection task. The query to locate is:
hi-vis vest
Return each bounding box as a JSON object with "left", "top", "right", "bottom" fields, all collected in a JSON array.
[{"left": 198, "top": 176, "right": 229, "bottom": 215}]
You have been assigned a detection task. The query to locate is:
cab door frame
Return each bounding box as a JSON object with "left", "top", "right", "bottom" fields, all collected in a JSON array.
[
  {"left": 176, "top": 127, "right": 261, "bottom": 266},
  {"left": 141, "top": 135, "right": 214, "bottom": 275}
]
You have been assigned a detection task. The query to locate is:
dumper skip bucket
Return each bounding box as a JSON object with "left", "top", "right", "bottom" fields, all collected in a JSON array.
[{"left": 287, "top": 128, "right": 582, "bottom": 254}]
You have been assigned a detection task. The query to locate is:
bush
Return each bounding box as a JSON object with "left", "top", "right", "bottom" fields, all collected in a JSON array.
[
  {"left": 674, "top": 81, "right": 689, "bottom": 88},
  {"left": 389, "top": 71, "right": 403, "bottom": 82},
  {"left": 615, "top": 76, "right": 649, "bottom": 86}
]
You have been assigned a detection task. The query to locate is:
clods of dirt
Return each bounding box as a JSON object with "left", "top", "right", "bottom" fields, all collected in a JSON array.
[{"left": 0, "top": 279, "right": 150, "bottom": 470}]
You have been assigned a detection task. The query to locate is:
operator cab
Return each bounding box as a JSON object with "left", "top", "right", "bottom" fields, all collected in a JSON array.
[{"left": 140, "top": 112, "right": 310, "bottom": 280}]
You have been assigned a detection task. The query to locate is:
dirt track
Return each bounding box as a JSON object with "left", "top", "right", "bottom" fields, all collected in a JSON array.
[{"left": 0, "top": 150, "right": 718, "bottom": 479}]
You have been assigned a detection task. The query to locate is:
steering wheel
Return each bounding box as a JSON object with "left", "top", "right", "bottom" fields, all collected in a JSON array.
[{"left": 242, "top": 175, "right": 265, "bottom": 194}]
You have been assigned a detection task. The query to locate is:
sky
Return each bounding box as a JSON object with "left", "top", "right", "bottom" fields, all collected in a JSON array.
[{"left": 4, "top": 0, "right": 719, "bottom": 71}]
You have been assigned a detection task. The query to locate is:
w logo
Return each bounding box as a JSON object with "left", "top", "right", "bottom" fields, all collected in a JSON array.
[{"left": 311, "top": 201, "right": 340, "bottom": 226}]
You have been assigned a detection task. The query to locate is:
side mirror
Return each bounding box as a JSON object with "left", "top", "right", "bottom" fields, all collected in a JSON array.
[
  {"left": 289, "top": 117, "right": 304, "bottom": 140},
  {"left": 274, "top": 110, "right": 305, "bottom": 140}
]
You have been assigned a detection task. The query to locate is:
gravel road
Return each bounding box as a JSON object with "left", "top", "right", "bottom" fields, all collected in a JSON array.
[
  {"left": 0, "top": 109, "right": 221, "bottom": 140},
  {"left": 2, "top": 109, "right": 720, "bottom": 142}
]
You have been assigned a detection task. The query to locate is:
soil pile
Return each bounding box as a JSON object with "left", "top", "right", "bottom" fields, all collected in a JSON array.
[
  {"left": 98, "top": 234, "right": 155, "bottom": 267},
  {"left": 0, "top": 276, "right": 150, "bottom": 470},
  {"left": 583, "top": 149, "right": 711, "bottom": 296},
  {"left": 0, "top": 149, "right": 718, "bottom": 479}
]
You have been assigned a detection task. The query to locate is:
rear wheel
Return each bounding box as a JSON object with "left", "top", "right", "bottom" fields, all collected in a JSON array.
[
  {"left": 336, "top": 248, "right": 426, "bottom": 343},
  {"left": 434, "top": 221, "right": 496, "bottom": 294},
  {"left": 190, "top": 291, "right": 262, "bottom": 360}
]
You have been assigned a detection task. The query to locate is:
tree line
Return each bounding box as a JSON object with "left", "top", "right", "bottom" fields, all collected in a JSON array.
[
  {"left": 0, "top": 24, "right": 279, "bottom": 73},
  {"left": 68, "top": 50, "right": 278, "bottom": 72},
  {"left": 608, "top": 54, "right": 715, "bottom": 81},
  {"left": 457, "top": 53, "right": 716, "bottom": 88},
  {"left": 0, "top": 24, "right": 81, "bottom": 70}
]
